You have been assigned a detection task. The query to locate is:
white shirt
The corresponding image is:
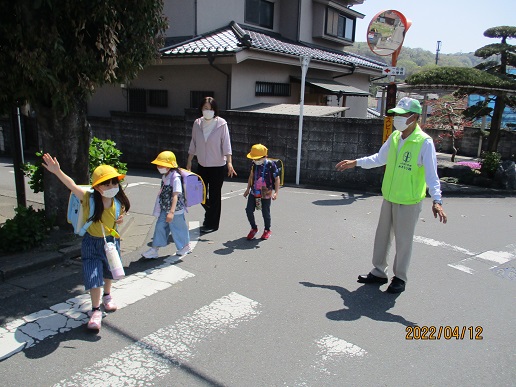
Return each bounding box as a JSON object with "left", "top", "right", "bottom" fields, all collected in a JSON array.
[{"left": 356, "top": 133, "right": 442, "bottom": 201}]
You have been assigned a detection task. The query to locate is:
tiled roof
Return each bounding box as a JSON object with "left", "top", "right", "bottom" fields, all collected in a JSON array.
[{"left": 161, "top": 22, "right": 384, "bottom": 71}]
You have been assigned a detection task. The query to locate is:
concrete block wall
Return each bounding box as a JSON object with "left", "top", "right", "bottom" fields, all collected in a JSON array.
[{"left": 88, "top": 110, "right": 385, "bottom": 191}]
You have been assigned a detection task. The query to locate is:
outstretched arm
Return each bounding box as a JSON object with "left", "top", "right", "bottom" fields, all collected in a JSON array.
[
  {"left": 41, "top": 153, "right": 87, "bottom": 200},
  {"left": 335, "top": 159, "right": 357, "bottom": 171}
]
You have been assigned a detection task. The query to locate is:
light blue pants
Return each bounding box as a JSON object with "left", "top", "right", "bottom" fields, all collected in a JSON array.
[{"left": 152, "top": 211, "right": 190, "bottom": 251}]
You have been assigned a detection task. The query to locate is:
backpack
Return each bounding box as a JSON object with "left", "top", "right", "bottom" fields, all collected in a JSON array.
[
  {"left": 67, "top": 187, "right": 122, "bottom": 236},
  {"left": 251, "top": 159, "right": 284, "bottom": 188},
  {"left": 268, "top": 158, "right": 284, "bottom": 186},
  {"left": 178, "top": 168, "right": 206, "bottom": 207}
]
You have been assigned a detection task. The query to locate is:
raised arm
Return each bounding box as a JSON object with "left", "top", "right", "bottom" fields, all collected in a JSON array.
[{"left": 41, "top": 153, "right": 88, "bottom": 200}]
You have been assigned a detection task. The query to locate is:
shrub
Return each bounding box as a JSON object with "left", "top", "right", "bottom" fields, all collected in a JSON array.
[
  {"left": 0, "top": 206, "right": 51, "bottom": 253},
  {"left": 21, "top": 151, "right": 44, "bottom": 193},
  {"left": 22, "top": 137, "right": 127, "bottom": 193},
  {"left": 480, "top": 151, "right": 501, "bottom": 178},
  {"left": 88, "top": 137, "right": 127, "bottom": 179}
]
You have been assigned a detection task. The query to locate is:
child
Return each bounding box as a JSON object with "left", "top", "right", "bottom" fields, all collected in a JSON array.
[
  {"left": 42, "top": 153, "right": 130, "bottom": 331},
  {"left": 243, "top": 144, "right": 280, "bottom": 240},
  {"left": 142, "top": 151, "right": 191, "bottom": 259}
]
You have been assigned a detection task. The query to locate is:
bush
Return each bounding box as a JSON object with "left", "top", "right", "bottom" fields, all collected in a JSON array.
[
  {"left": 88, "top": 137, "right": 127, "bottom": 179},
  {"left": 480, "top": 151, "right": 501, "bottom": 178},
  {"left": 21, "top": 151, "right": 44, "bottom": 193},
  {"left": 22, "top": 137, "right": 127, "bottom": 192},
  {"left": 0, "top": 206, "right": 51, "bottom": 253}
]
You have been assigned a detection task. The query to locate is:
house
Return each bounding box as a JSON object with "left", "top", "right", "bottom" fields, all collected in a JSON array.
[{"left": 87, "top": 0, "right": 385, "bottom": 118}]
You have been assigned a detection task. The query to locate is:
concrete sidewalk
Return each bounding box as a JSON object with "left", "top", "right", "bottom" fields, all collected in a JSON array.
[{"left": 0, "top": 194, "right": 156, "bottom": 281}]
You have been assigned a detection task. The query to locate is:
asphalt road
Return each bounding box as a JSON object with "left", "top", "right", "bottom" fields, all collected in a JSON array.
[{"left": 0, "top": 160, "right": 515, "bottom": 386}]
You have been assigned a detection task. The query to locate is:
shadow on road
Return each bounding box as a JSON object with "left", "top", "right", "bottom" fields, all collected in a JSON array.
[
  {"left": 300, "top": 281, "right": 417, "bottom": 327},
  {"left": 311, "top": 192, "right": 372, "bottom": 206},
  {"left": 213, "top": 237, "right": 261, "bottom": 255}
]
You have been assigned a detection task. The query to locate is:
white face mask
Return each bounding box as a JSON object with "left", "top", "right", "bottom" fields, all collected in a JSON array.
[
  {"left": 393, "top": 116, "right": 411, "bottom": 132},
  {"left": 101, "top": 187, "right": 119, "bottom": 198},
  {"left": 157, "top": 167, "right": 169, "bottom": 174},
  {"left": 254, "top": 159, "right": 265, "bottom": 165},
  {"left": 202, "top": 110, "right": 215, "bottom": 120}
]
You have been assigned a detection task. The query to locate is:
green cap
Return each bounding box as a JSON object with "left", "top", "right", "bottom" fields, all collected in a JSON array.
[{"left": 388, "top": 97, "right": 422, "bottom": 115}]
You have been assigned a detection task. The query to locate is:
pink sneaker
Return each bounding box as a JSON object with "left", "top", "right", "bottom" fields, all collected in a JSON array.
[
  {"left": 87, "top": 310, "right": 103, "bottom": 330},
  {"left": 103, "top": 294, "right": 118, "bottom": 312}
]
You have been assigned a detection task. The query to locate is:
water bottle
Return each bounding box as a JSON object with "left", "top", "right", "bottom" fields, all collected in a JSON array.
[
  {"left": 255, "top": 194, "right": 262, "bottom": 211},
  {"left": 104, "top": 242, "right": 125, "bottom": 279}
]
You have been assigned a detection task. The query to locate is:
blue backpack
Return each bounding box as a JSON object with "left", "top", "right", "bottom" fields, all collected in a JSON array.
[{"left": 67, "top": 187, "right": 122, "bottom": 236}]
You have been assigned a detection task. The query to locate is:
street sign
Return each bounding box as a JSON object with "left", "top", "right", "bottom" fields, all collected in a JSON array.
[
  {"left": 383, "top": 116, "right": 393, "bottom": 143},
  {"left": 382, "top": 67, "right": 405, "bottom": 76}
]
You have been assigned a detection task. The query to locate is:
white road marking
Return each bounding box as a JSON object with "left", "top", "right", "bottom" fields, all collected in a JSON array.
[
  {"left": 447, "top": 245, "right": 516, "bottom": 275},
  {"left": 53, "top": 292, "right": 261, "bottom": 387},
  {"left": 293, "top": 335, "right": 367, "bottom": 384},
  {"left": 414, "top": 236, "right": 515, "bottom": 276},
  {"left": 126, "top": 182, "right": 159, "bottom": 188},
  {"left": 221, "top": 188, "right": 247, "bottom": 200},
  {"left": 413, "top": 236, "right": 477, "bottom": 256},
  {"left": 0, "top": 221, "right": 201, "bottom": 362},
  {"left": 0, "top": 265, "right": 195, "bottom": 361}
]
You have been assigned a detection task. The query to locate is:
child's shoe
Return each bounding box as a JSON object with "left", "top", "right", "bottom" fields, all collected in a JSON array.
[
  {"left": 102, "top": 294, "right": 118, "bottom": 312},
  {"left": 176, "top": 244, "right": 192, "bottom": 256},
  {"left": 87, "top": 310, "right": 103, "bottom": 330},
  {"left": 247, "top": 228, "right": 258, "bottom": 240},
  {"left": 142, "top": 247, "right": 159, "bottom": 259},
  {"left": 260, "top": 230, "right": 272, "bottom": 240}
]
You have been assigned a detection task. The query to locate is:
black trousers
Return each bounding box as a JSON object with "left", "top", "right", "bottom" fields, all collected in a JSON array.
[{"left": 197, "top": 164, "right": 225, "bottom": 230}]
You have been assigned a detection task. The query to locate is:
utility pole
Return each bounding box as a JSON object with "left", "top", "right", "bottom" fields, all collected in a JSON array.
[{"left": 435, "top": 41, "right": 442, "bottom": 65}]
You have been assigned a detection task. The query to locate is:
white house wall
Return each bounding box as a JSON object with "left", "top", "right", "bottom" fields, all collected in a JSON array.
[
  {"left": 88, "top": 85, "right": 127, "bottom": 117},
  {"left": 230, "top": 61, "right": 299, "bottom": 109}
]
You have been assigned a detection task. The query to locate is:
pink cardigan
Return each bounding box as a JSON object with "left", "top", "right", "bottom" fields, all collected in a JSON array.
[{"left": 188, "top": 117, "right": 233, "bottom": 167}]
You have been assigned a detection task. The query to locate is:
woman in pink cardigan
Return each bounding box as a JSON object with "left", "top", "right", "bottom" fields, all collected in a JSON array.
[{"left": 186, "top": 97, "right": 237, "bottom": 233}]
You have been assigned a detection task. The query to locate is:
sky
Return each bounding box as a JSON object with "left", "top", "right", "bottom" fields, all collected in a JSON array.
[{"left": 352, "top": 0, "right": 516, "bottom": 54}]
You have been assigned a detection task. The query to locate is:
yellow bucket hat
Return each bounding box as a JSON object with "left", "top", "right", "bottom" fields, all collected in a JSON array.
[
  {"left": 91, "top": 165, "right": 125, "bottom": 186},
  {"left": 247, "top": 144, "right": 268, "bottom": 159},
  {"left": 151, "top": 151, "right": 178, "bottom": 168}
]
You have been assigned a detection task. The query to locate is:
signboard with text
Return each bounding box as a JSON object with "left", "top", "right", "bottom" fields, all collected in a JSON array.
[{"left": 382, "top": 67, "right": 405, "bottom": 76}]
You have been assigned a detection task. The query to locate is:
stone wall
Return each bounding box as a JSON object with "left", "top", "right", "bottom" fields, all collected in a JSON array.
[
  {"left": 424, "top": 126, "right": 516, "bottom": 159},
  {"left": 88, "top": 110, "right": 384, "bottom": 190},
  {"left": 5, "top": 109, "right": 516, "bottom": 190}
]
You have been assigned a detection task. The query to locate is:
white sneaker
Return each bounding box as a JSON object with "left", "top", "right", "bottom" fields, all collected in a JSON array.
[
  {"left": 142, "top": 247, "right": 159, "bottom": 259},
  {"left": 176, "top": 244, "right": 192, "bottom": 256}
]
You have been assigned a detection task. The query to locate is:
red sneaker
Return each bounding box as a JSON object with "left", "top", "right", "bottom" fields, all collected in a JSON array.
[
  {"left": 247, "top": 228, "right": 258, "bottom": 240},
  {"left": 260, "top": 230, "right": 272, "bottom": 240}
]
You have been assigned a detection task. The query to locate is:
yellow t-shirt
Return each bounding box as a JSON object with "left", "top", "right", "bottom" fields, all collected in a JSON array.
[{"left": 82, "top": 191, "right": 118, "bottom": 238}]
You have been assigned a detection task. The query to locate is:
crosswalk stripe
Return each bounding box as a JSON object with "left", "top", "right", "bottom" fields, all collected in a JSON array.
[
  {"left": 293, "top": 335, "right": 367, "bottom": 384},
  {"left": 0, "top": 262, "right": 195, "bottom": 361},
  {"left": 0, "top": 221, "right": 202, "bottom": 361},
  {"left": 53, "top": 292, "right": 261, "bottom": 387},
  {"left": 448, "top": 246, "right": 516, "bottom": 275}
]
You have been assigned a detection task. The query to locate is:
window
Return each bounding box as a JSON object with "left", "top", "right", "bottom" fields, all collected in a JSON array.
[
  {"left": 149, "top": 90, "right": 168, "bottom": 108},
  {"left": 255, "top": 82, "right": 290, "bottom": 97},
  {"left": 326, "top": 8, "right": 355, "bottom": 41},
  {"left": 190, "top": 91, "right": 214, "bottom": 109},
  {"left": 245, "top": 0, "right": 274, "bottom": 29},
  {"left": 128, "top": 88, "right": 146, "bottom": 113}
]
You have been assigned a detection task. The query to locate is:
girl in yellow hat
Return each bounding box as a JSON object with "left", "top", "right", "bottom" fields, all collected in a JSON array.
[
  {"left": 142, "top": 151, "right": 191, "bottom": 259},
  {"left": 243, "top": 144, "right": 280, "bottom": 240},
  {"left": 42, "top": 153, "right": 130, "bottom": 331}
]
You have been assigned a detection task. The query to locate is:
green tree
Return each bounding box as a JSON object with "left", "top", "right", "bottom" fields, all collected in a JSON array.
[
  {"left": 407, "top": 26, "right": 516, "bottom": 152},
  {"left": 0, "top": 1, "right": 167, "bottom": 226}
]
